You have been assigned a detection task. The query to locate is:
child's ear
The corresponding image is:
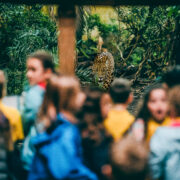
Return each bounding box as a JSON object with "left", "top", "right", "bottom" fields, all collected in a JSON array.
[
  {"left": 44, "top": 68, "right": 53, "bottom": 80},
  {"left": 127, "top": 93, "right": 133, "bottom": 104}
]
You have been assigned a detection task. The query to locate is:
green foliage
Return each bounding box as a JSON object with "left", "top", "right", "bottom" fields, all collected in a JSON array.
[
  {"left": 78, "top": 6, "right": 179, "bottom": 83},
  {"left": 75, "top": 66, "right": 93, "bottom": 86},
  {"left": 86, "top": 14, "right": 118, "bottom": 39},
  {"left": 0, "top": 4, "right": 57, "bottom": 95},
  {"left": 0, "top": 5, "right": 179, "bottom": 92}
]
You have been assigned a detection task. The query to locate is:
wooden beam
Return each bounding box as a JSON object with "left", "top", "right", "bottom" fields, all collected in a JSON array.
[
  {"left": 58, "top": 4, "right": 76, "bottom": 75},
  {"left": 0, "top": 0, "right": 179, "bottom": 5}
]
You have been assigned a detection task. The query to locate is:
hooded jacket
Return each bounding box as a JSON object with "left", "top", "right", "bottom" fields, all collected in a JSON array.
[{"left": 28, "top": 114, "right": 98, "bottom": 180}]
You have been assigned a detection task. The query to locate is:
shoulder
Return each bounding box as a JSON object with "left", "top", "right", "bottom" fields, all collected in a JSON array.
[
  {"left": 150, "top": 127, "right": 170, "bottom": 149},
  {"left": 26, "top": 85, "right": 44, "bottom": 97},
  {"left": 152, "top": 127, "right": 171, "bottom": 139},
  {"left": 34, "top": 123, "right": 80, "bottom": 146},
  {"left": 0, "top": 104, "right": 21, "bottom": 120},
  {"left": 24, "top": 85, "right": 45, "bottom": 106},
  {"left": 126, "top": 110, "right": 135, "bottom": 121}
]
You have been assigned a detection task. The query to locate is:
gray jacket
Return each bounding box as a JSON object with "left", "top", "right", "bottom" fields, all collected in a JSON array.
[{"left": 149, "top": 127, "right": 180, "bottom": 180}]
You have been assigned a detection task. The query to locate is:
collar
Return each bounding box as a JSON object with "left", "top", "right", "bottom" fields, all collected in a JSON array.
[
  {"left": 171, "top": 118, "right": 180, "bottom": 127},
  {"left": 38, "top": 82, "right": 46, "bottom": 90}
]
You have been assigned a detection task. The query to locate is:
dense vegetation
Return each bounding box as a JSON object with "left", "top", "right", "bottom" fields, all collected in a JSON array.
[
  {"left": 0, "top": 4, "right": 179, "bottom": 94},
  {"left": 78, "top": 6, "right": 180, "bottom": 84},
  {"left": 0, "top": 4, "right": 57, "bottom": 94}
]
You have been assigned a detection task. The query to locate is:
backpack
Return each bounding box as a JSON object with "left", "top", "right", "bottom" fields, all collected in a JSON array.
[{"left": 0, "top": 110, "right": 13, "bottom": 180}]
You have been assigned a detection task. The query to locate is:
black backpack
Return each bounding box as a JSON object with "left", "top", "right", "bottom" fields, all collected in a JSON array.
[{"left": 0, "top": 110, "right": 13, "bottom": 180}]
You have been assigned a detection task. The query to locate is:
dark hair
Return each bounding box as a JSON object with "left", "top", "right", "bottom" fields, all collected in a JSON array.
[
  {"left": 27, "top": 50, "right": 55, "bottom": 72},
  {"left": 162, "top": 65, "right": 180, "bottom": 88},
  {"left": 78, "top": 87, "right": 111, "bottom": 144},
  {"left": 78, "top": 87, "right": 103, "bottom": 127},
  {"left": 135, "top": 83, "right": 165, "bottom": 137},
  {"left": 168, "top": 85, "right": 180, "bottom": 117},
  {"left": 110, "top": 78, "right": 131, "bottom": 103},
  {"left": 110, "top": 136, "right": 148, "bottom": 180}
]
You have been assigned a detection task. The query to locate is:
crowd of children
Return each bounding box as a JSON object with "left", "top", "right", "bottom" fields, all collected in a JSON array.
[{"left": 0, "top": 50, "right": 180, "bottom": 180}]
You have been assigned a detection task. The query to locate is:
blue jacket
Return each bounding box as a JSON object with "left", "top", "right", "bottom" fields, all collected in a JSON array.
[
  {"left": 28, "top": 114, "right": 98, "bottom": 180},
  {"left": 149, "top": 126, "right": 180, "bottom": 180}
]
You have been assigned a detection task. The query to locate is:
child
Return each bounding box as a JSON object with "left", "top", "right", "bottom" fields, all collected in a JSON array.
[
  {"left": 22, "top": 50, "right": 54, "bottom": 136},
  {"left": 21, "top": 50, "right": 55, "bottom": 177},
  {"left": 132, "top": 84, "right": 170, "bottom": 142},
  {"left": 104, "top": 78, "right": 134, "bottom": 141},
  {"left": 0, "top": 71, "right": 24, "bottom": 148},
  {"left": 0, "top": 70, "right": 24, "bottom": 179},
  {"left": 149, "top": 85, "right": 180, "bottom": 180},
  {"left": 0, "top": 110, "right": 12, "bottom": 180},
  {"left": 110, "top": 135, "right": 148, "bottom": 180},
  {"left": 162, "top": 65, "right": 180, "bottom": 88},
  {"left": 28, "top": 75, "right": 97, "bottom": 180},
  {"left": 78, "top": 87, "right": 112, "bottom": 180}
]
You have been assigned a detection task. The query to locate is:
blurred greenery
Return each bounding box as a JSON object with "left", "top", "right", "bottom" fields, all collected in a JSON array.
[
  {"left": 0, "top": 4, "right": 57, "bottom": 94},
  {"left": 0, "top": 5, "right": 179, "bottom": 94}
]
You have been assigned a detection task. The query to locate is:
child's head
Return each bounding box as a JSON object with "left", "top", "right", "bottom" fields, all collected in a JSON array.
[
  {"left": 78, "top": 87, "right": 103, "bottom": 139},
  {"left": 168, "top": 85, "right": 180, "bottom": 118},
  {"left": 57, "top": 75, "right": 84, "bottom": 112},
  {"left": 110, "top": 78, "right": 133, "bottom": 105},
  {"left": 162, "top": 65, "right": 180, "bottom": 88},
  {"left": 136, "top": 84, "right": 168, "bottom": 123},
  {"left": 110, "top": 136, "right": 148, "bottom": 180},
  {"left": 26, "top": 50, "right": 55, "bottom": 85},
  {"left": 39, "top": 75, "right": 83, "bottom": 128},
  {"left": 0, "top": 70, "right": 6, "bottom": 99},
  {"left": 78, "top": 87, "right": 111, "bottom": 144}
]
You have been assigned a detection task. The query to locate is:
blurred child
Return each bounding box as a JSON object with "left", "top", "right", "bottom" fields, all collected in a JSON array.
[
  {"left": 0, "top": 111, "right": 12, "bottom": 180},
  {"left": 0, "top": 71, "right": 24, "bottom": 148},
  {"left": 132, "top": 84, "right": 170, "bottom": 142},
  {"left": 149, "top": 85, "right": 180, "bottom": 180},
  {"left": 162, "top": 65, "right": 180, "bottom": 88},
  {"left": 0, "top": 70, "right": 24, "bottom": 179},
  {"left": 110, "top": 135, "right": 148, "bottom": 180},
  {"left": 28, "top": 75, "right": 97, "bottom": 180},
  {"left": 21, "top": 50, "right": 54, "bottom": 178},
  {"left": 78, "top": 87, "right": 112, "bottom": 180},
  {"left": 104, "top": 78, "right": 134, "bottom": 141},
  {"left": 22, "top": 50, "right": 54, "bottom": 136}
]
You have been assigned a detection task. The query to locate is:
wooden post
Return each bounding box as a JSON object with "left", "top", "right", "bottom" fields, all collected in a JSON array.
[{"left": 58, "top": 4, "right": 76, "bottom": 75}]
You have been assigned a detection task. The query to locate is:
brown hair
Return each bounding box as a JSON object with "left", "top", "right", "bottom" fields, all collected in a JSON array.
[
  {"left": 168, "top": 85, "right": 180, "bottom": 117},
  {"left": 0, "top": 70, "right": 6, "bottom": 99},
  {"left": 110, "top": 78, "right": 131, "bottom": 103},
  {"left": 38, "top": 75, "right": 81, "bottom": 128},
  {"left": 27, "top": 50, "right": 55, "bottom": 72},
  {"left": 78, "top": 87, "right": 113, "bottom": 147},
  {"left": 110, "top": 136, "right": 148, "bottom": 180}
]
